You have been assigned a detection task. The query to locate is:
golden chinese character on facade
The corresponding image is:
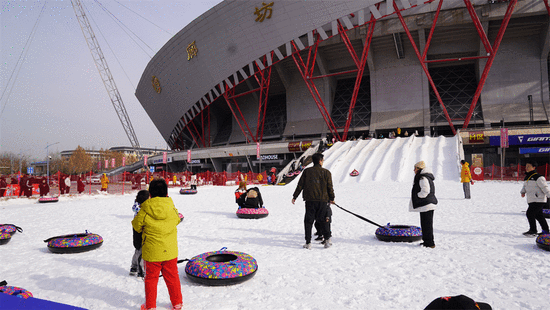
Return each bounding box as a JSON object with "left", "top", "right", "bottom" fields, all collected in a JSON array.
[
  {"left": 151, "top": 76, "right": 161, "bottom": 94},
  {"left": 187, "top": 41, "right": 198, "bottom": 61},
  {"left": 254, "top": 2, "right": 274, "bottom": 22}
]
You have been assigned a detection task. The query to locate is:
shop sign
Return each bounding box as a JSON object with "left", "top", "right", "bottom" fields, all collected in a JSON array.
[
  {"left": 300, "top": 140, "right": 312, "bottom": 151},
  {"left": 519, "top": 147, "right": 550, "bottom": 154},
  {"left": 288, "top": 142, "right": 300, "bottom": 152},
  {"left": 468, "top": 131, "right": 484, "bottom": 144}
]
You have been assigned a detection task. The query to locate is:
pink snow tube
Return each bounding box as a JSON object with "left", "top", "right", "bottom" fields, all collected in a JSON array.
[
  {"left": 38, "top": 196, "right": 59, "bottom": 203},
  {"left": 236, "top": 207, "right": 269, "bottom": 219}
]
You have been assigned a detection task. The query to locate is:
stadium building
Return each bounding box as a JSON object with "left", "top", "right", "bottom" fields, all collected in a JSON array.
[{"left": 136, "top": 0, "right": 550, "bottom": 173}]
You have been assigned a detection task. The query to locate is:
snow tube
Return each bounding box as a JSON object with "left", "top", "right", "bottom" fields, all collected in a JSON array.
[
  {"left": 0, "top": 232, "right": 11, "bottom": 245},
  {"left": 536, "top": 234, "right": 550, "bottom": 251},
  {"left": 0, "top": 286, "right": 33, "bottom": 299},
  {"left": 375, "top": 225, "right": 422, "bottom": 242},
  {"left": 236, "top": 207, "right": 269, "bottom": 219},
  {"left": 180, "top": 188, "right": 197, "bottom": 195},
  {"left": 185, "top": 249, "right": 258, "bottom": 286},
  {"left": 350, "top": 169, "right": 359, "bottom": 176},
  {"left": 38, "top": 196, "right": 59, "bottom": 203},
  {"left": 542, "top": 209, "right": 550, "bottom": 218},
  {"left": 0, "top": 224, "right": 22, "bottom": 236},
  {"left": 44, "top": 232, "right": 103, "bottom": 254},
  {"left": 0, "top": 224, "right": 22, "bottom": 245}
]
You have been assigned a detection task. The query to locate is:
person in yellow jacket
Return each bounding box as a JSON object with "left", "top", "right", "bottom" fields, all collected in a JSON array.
[
  {"left": 132, "top": 178, "right": 183, "bottom": 310},
  {"left": 100, "top": 173, "right": 109, "bottom": 192},
  {"left": 460, "top": 160, "right": 474, "bottom": 199}
]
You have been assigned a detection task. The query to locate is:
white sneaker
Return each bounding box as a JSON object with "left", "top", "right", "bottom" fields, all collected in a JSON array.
[
  {"left": 323, "top": 238, "right": 332, "bottom": 248},
  {"left": 303, "top": 243, "right": 311, "bottom": 249}
]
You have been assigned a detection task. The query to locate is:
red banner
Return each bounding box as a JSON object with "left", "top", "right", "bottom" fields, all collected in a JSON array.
[
  {"left": 111, "top": 158, "right": 116, "bottom": 168},
  {"left": 122, "top": 157, "right": 126, "bottom": 167},
  {"left": 256, "top": 142, "right": 260, "bottom": 159},
  {"left": 105, "top": 160, "right": 108, "bottom": 169},
  {"left": 471, "top": 166, "right": 484, "bottom": 181},
  {"left": 187, "top": 150, "right": 191, "bottom": 163},
  {"left": 500, "top": 128, "right": 509, "bottom": 148},
  {"left": 144, "top": 155, "right": 148, "bottom": 166},
  {"left": 163, "top": 152, "right": 167, "bottom": 164}
]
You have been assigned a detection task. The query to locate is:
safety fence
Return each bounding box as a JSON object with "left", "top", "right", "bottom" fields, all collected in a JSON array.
[
  {"left": 0, "top": 170, "right": 272, "bottom": 198},
  {"left": 475, "top": 164, "right": 550, "bottom": 181}
]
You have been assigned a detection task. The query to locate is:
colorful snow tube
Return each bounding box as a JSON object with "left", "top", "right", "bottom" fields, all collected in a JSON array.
[
  {"left": 0, "top": 224, "right": 22, "bottom": 245},
  {"left": 180, "top": 188, "right": 197, "bottom": 195},
  {"left": 0, "top": 286, "right": 33, "bottom": 299},
  {"left": 536, "top": 233, "right": 550, "bottom": 251},
  {"left": 38, "top": 196, "right": 59, "bottom": 203},
  {"left": 185, "top": 249, "right": 258, "bottom": 286},
  {"left": 350, "top": 169, "right": 359, "bottom": 176},
  {"left": 0, "top": 232, "right": 11, "bottom": 245},
  {"left": 44, "top": 232, "right": 103, "bottom": 254},
  {"left": 236, "top": 207, "right": 269, "bottom": 219},
  {"left": 375, "top": 225, "right": 422, "bottom": 242},
  {"left": 542, "top": 208, "right": 550, "bottom": 218}
]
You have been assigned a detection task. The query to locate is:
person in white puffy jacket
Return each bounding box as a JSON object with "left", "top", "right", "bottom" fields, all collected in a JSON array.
[
  {"left": 409, "top": 161, "right": 438, "bottom": 248},
  {"left": 520, "top": 161, "right": 550, "bottom": 236}
]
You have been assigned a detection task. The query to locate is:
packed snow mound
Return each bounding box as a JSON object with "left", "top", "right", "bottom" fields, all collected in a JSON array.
[{"left": 322, "top": 135, "right": 461, "bottom": 183}]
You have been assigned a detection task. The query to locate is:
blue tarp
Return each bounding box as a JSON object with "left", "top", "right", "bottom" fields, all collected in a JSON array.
[{"left": 0, "top": 293, "right": 88, "bottom": 310}]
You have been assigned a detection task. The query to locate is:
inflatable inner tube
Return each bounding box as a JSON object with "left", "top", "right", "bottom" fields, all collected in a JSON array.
[
  {"left": 236, "top": 207, "right": 269, "bottom": 219},
  {"left": 542, "top": 209, "right": 550, "bottom": 219},
  {"left": 38, "top": 197, "right": 59, "bottom": 203},
  {"left": 44, "top": 233, "right": 103, "bottom": 254},
  {"left": 350, "top": 169, "right": 359, "bottom": 176},
  {"left": 180, "top": 189, "right": 197, "bottom": 195},
  {"left": 0, "top": 224, "right": 23, "bottom": 236},
  {"left": 185, "top": 250, "right": 257, "bottom": 286},
  {"left": 375, "top": 225, "right": 422, "bottom": 242},
  {"left": 0, "top": 286, "right": 33, "bottom": 299},
  {"left": 0, "top": 232, "right": 11, "bottom": 245},
  {"left": 536, "top": 234, "right": 550, "bottom": 251}
]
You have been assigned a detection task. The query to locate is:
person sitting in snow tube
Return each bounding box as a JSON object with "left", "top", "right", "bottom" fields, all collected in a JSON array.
[
  {"left": 350, "top": 169, "right": 359, "bottom": 176},
  {"left": 237, "top": 187, "right": 263, "bottom": 209},
  {"left": 235, "top": 182, "right": 247, "bottom": 207}
]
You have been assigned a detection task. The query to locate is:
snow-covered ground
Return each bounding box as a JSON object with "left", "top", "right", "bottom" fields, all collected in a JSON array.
[{"left": 1, "top": 137, "right": 548, "bottom": 309}]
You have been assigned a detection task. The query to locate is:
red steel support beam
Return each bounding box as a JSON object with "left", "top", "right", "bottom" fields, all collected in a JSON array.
[
  {"left": 223, "top": 86, "right": 256, "bottom": 143},
  {"left": 341, "top": 16, "right": 377, "bottom": 141},
  {"left": 253, "top": 53, "right": 273, "bottom": 142},
  {"left": 544, "top": 0, "right": 550, "bottom": 16},
  {"left": 291, "top": 36, "right": 342, "bottom": 141},
  {"left": 393, "top": 1, "right": 457, "bottom": 135},
  {"left": 462, "top": 0, "right": 517, "bottom": 128},
  {"left": 464, "top": 0, "right": 493, "bottom": 56}
]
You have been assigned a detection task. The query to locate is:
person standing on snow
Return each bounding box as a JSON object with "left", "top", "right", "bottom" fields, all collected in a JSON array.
[
  {"left": 100, "top": 173, "right": 109, "bottom": 192},
  {"left": 520, "top": 160, "right": 550, "bottom": 236},
  {"left": 64, "top": 176, "right": 71, "bottom": 194},
  {"left": 410, "top": 161, "right": 437, "bottom": 248},
  {"left": 460, "top": 160, "right": 474, "bottom": 199},
  {"left": 292, "top": 153, "right": 335, "bottom": 249},
  {"left": 132, "top": 179, "right": 183, "bottom": 310}
]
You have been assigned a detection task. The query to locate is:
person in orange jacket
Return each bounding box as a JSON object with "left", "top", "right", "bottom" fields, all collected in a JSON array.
[
  {"left": 460, "top": 160, "right": 474, "bottom": 199},
  {"left": 100, "top": 173, "right": 109, "bottom": 192}
]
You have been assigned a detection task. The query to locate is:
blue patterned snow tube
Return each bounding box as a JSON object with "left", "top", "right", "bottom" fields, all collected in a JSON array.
[
  {"left": 185, "top": 249, "right": 258, "bottom": 286},
  {"left": 0, "top": 232, "right": 11, "bottom": 245},
  {"left": 44, "top": 232, "right": 103, "bottom": 254},
  {"left": 375, "top": 225, "right": 422, "bottom": 242},
  {"left": 536, "top": 233, "right": 550, "bottom": 251},
  {"left": 180, "top": 189, "right": 197, "bottom": 195},
  {"left": 542, "top": 208, "right": 549, "bottom": 218}
]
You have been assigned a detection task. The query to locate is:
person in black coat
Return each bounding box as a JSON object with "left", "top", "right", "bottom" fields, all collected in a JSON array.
[{"left": 237, "top": 187, "right": 263, "bottom": 208}]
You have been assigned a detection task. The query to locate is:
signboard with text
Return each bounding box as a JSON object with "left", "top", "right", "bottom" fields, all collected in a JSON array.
[
  {"left": 500, "top": 128, "right": 509, "bottom": 148},
  {"left": 468, "top": 131, "right": 484, "bottom": 144}
]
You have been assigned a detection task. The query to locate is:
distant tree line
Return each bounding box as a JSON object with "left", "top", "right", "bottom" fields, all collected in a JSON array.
[{"left": 0, "top": 146, "right": 139, "bottom": 176}]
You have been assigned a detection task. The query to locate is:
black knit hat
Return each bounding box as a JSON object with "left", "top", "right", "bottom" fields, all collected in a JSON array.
[
  {"left": 424, "top": 295, "right": 492, "bottom": 310},
  {"left": 525, "top": 159, "right": 538, "bottom": 168}
]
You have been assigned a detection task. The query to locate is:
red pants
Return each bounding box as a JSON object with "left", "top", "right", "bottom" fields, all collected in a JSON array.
[{"left": 144, "top": 258, "right": 182, "bottom": 309}]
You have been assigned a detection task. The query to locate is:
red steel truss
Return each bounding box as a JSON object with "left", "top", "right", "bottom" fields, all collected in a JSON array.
[
  {"left": 183, "top": 105, "right": 211, "bottom": 148},
  {"left": 177, "top": 0, "right": 521, "bottom": 148},
  {"left": 222, "top": 53, "right": 273, "bottom": 144}
]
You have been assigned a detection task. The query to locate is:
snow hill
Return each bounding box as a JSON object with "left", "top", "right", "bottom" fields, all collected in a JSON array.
[{"left": 320, "top": 135, "right": 461, "bottom": 184}]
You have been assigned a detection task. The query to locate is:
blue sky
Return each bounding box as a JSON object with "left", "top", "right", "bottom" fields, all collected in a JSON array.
[{"left": 0, "top": 0, "right": 223, "bottom": 160}]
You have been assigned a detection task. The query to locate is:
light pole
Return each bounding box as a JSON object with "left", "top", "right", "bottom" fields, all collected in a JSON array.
[{"left": 46, "top": 142, "right": 60, "bottom": 184}]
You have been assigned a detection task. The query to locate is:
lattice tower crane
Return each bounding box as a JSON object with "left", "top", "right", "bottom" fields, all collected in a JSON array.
[{"left": 70, "top": 0, "right": 143, "bottom": 159}]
